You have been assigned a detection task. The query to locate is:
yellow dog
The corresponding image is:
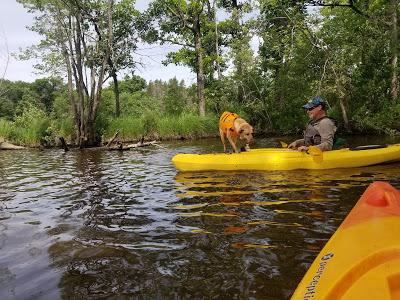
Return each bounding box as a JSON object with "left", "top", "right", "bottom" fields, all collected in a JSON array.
[{"left": 219, "top": 111, "right": 254, "bottom": 153}]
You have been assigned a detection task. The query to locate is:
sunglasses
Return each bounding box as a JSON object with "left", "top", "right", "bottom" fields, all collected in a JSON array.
[{"left": 306, "top": 106, "right": 319, "bottom": 111}]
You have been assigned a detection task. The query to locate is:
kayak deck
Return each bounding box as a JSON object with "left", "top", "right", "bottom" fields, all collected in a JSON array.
[
  {"left": 291, "top": 181, "right": 400, "bottom": 300},
  {"left": 172, "top": 144, "right": 400, "bottom": 171}
]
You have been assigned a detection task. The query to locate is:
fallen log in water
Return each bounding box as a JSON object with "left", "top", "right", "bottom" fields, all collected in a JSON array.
[
  {"left": 107, "top": 140, "right": 160, "bottom": 150},
  {"left": 0, "top": 141, "right": 25, "bottom": 150},
  {"left": 106, "top": 130, "right": 120, "bottom": 148}
]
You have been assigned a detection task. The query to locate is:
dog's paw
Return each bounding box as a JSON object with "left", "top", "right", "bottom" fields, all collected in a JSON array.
[{"left": 240, "top": 144, "right": 250, "bottom": 152}]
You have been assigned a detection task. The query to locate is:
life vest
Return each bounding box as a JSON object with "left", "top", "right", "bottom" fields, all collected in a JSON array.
[
  {"left": 219, "top": 111, "right": 239, "bottom": 136},
  {"left": 304, "top": 117, "right": 337, "bottom": 146}
]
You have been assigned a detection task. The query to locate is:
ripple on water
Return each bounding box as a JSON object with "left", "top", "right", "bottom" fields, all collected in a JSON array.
[{"left": 0, "top": 144, "right": 400, "bottom": 299}]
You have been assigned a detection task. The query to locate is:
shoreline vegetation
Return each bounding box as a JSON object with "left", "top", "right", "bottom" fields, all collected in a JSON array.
[
  {"left": 0, "top": 75, "right": 399, "bottom": 149},
  {"left": 3, "top": 2, "right": 400, "bottom": 148},
  {"left": 1, "top": 72, "right": 400, "bottom": 150},
  {"left": 0, "top": 108, "right": 219, "bottom": 149}
]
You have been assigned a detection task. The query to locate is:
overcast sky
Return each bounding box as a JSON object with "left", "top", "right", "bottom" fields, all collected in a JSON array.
[{"left": 0, "top": 0, "right": 195, "bottom": 84}]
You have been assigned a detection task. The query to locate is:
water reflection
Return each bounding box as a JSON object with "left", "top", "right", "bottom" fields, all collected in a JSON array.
[{"left": 0, "top": 138, "right": 399, "bottom": 299}]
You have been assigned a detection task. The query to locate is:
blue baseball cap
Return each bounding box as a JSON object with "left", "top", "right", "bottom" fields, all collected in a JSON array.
[{"left": 302, "top": 96, "right": 326, "bottom": 109}]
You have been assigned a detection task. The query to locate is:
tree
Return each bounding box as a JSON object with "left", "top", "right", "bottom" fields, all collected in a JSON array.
[
  {"left": 257, "top": 1, "right": 309, "bottom": 108},
  {"left": 164, "top": 77, "right": 186, "bottom": 115},
  {"left": 103, "top": 0, "right": 140, "bottom": 117},
  {"left": 219, "top": 0, "right": 255, "bottom": 103},
  {"left": 19, "top": 0, "right": 115, "bottom": 147},
  {"left": 306, "top": 0, "right": 399, "bottom": 103},
  {"left": 31, "top": 77, "right": 65, "bottom": 112},
  {"left": 118, "top": 74, "right": 146, "bottom": 94},
  {"left": 143, "top": 0, "right": 211, "bottom": 116},
  {"left": 0, "top": 31, "right": 10, "bottom": 87}
]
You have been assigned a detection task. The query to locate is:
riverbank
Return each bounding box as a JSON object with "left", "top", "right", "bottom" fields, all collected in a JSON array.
[
  {"left": 2, "top": 110, "right": 400, "bottom": 149},
  {"left": 0, "top": 113, "right": 219, "bottom": 148}
]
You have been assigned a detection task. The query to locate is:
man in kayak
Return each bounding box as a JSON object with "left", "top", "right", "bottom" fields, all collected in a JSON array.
[{"left": 288, "top": 96, "right": 337, "bottom": 152}]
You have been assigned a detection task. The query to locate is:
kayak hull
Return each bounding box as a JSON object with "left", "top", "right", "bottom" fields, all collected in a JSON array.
[
  {"left": 172, "top": 144, "right": 400, "bottom": 171},
  {"left": 291, "top": 181, "right": 400, "bottom": 300}
]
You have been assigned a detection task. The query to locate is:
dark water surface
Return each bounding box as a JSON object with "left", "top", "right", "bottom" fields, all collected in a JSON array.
[{"left": 1, "top": 136, "right": 400, "bottom": 299}]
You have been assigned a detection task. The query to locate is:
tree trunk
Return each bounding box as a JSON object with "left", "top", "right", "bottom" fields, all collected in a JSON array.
[
  {"left": 194, "top": 20, "right": 205, "bottom": 117},
  {"left": 210, "top": 0, "right": 221, "bottom": 79},
  {"left": 112, "top": 71, "right": 120, "bottom": 117},
  {"left": 338, "top": 96, "right": 350, "bottom": 132},
  {"left": 83, "top": 0, "right": 114, "bottom": 147},
  {"left": 107, "top": 53, "right": 120, "bottom": 117},
  {"left": 390, "top": 0, "right": 398, "bottom": 102},
  {"left": 273, "top": 65, "right": 284, "bottom": 110},
  {"left": 73, "top": 12, "right": 88, "bottom": 147},
  {"left": 334, "top": 68, "right": 350, "bottom": 131}
]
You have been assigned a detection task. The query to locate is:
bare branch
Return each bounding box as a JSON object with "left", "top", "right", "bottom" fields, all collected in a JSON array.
[
  {"left": 0, "top": 30, "right": 10, "bottom": 94},
  {"left": 308, "top": 0, "right": 370, "bottom": 18}
]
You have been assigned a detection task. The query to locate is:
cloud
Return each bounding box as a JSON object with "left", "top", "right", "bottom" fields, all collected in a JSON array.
[{"left": 0, "top": 0, "right": 194, "bottom": 84}]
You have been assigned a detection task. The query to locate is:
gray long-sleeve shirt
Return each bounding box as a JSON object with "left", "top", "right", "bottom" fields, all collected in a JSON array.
[{"left": 294, "top": 118, "right": 337, "bottom": 151}]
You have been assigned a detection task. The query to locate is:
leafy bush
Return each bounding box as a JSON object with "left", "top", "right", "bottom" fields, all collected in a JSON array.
[
  {"left": 352, "top": 102, "right": 400, "bottom": 135},
  {"left": 120, "top": 92, "right": 162, "bottom": 117},
  {"left": 0, "top": 118, "right": 13, "bottom": 140},
  {"left": 12, "top": 104, "right": 50, "bottom": 146},
  {"left": 50, "top": 94, "right": 75, "bottom": 142}
]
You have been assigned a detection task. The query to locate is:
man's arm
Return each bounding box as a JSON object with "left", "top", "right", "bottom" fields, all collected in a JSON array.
[{"left": 288, "top": 138, "right": 305, "bottom": 149}]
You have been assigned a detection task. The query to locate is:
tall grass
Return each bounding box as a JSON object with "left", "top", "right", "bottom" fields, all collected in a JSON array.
[
  {"left": 106, "top": 116, "right": 145, "bottom": 141},
  {"left": 156, "top": 113, "right": 218, "bottom": 139},
  {"left": 52, "top": 117, "right": 75, "bottom": 140},
  {"left": 4, "top": 109, "right": 219, "bottom": 146},
  {"left": 0, "top": 118, "right": 13, "bottom": 141},
  {"left": 12, "top": 105, "right": 50, "bottom": 147},
  {"left": 105, "top": 113, "right": 218, "bottom": 142},
  {"left": 0, "top": 119, "right": 13, "bottom": 142}
]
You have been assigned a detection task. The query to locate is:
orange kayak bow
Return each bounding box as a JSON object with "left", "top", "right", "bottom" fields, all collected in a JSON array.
[{"left": 291, "top": 181, "right": 400, "bottom": 300}]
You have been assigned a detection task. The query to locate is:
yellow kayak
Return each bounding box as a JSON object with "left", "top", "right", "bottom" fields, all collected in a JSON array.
[
  {"left": 171, "top": 144, "right": 400, "bottom": 171},
  {"left": 291, "top": 181, "right": 400, "bottom": 300}
]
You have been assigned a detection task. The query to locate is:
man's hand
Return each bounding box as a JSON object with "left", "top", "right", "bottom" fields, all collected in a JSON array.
[
  {"left": 288, "top": 142, "right": 297, "bottom": 149},
  {"left": 297, "top": 146, "right": 309, "bottom": 152}
]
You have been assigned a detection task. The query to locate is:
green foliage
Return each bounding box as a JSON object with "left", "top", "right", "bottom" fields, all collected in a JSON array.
[
  {"left": 105, "top": 112, "right": 218, "bottom": 141},
  {"left": 31, "top": 77, "right": 65, "bottom": 112},
  {"left": 142, "top": 112, "right": 158, "bottom": 137},
  {"left": 120, "top": 92, "right": 162, "bottom": 117},
  {"left": 156, "top": 113, "right": 218, "bottom": 138},
  {"left": 143, "top": 0, "right": 206, "bottom": 71},
  {"left": 0, "top": 99, "right": 14, "bottom": 120},
  {"left": 96, "top": 89, "right": 115, "bottom": 138},
  {"left": 0, "top": 77, "right": 65, "bottom": 120},
  {"left": 0, "top": 119, "right": 13, "bottom": 140},
  {"left": 164, "top": 78, "right": 186, "bottom": 115},
  {"left": 49, "top": 93, "right": 74, "bottom": 140},
  {"left": 117, "top": 74, "right": 147, "bottom": 94},
  {"left": 6, "top": 0, "right": 400, "bottom": 146},
  {"left": 106, "top": 116, "right": 144, "bottom": 141},
  {"left": 12, "top": 104, "right": 50, "bottom": 146},
  {"left": 352, "top": 102, "right": 400, "bottom": 135}
]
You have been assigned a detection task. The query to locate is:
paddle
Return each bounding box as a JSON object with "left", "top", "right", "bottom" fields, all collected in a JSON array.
[
  {"left": 308, "top": 145, "right": 323, "bottom": 163},
  {"left": 280, "top": 140, "right": 323, "bottom": 162},
  {"left": 308, "top": 145, "right": 323, "bottom": 156}
]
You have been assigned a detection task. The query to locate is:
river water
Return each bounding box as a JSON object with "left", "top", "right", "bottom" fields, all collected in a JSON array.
[{"left": 1, "top": 136, "right": 400, "bottom": 299}]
